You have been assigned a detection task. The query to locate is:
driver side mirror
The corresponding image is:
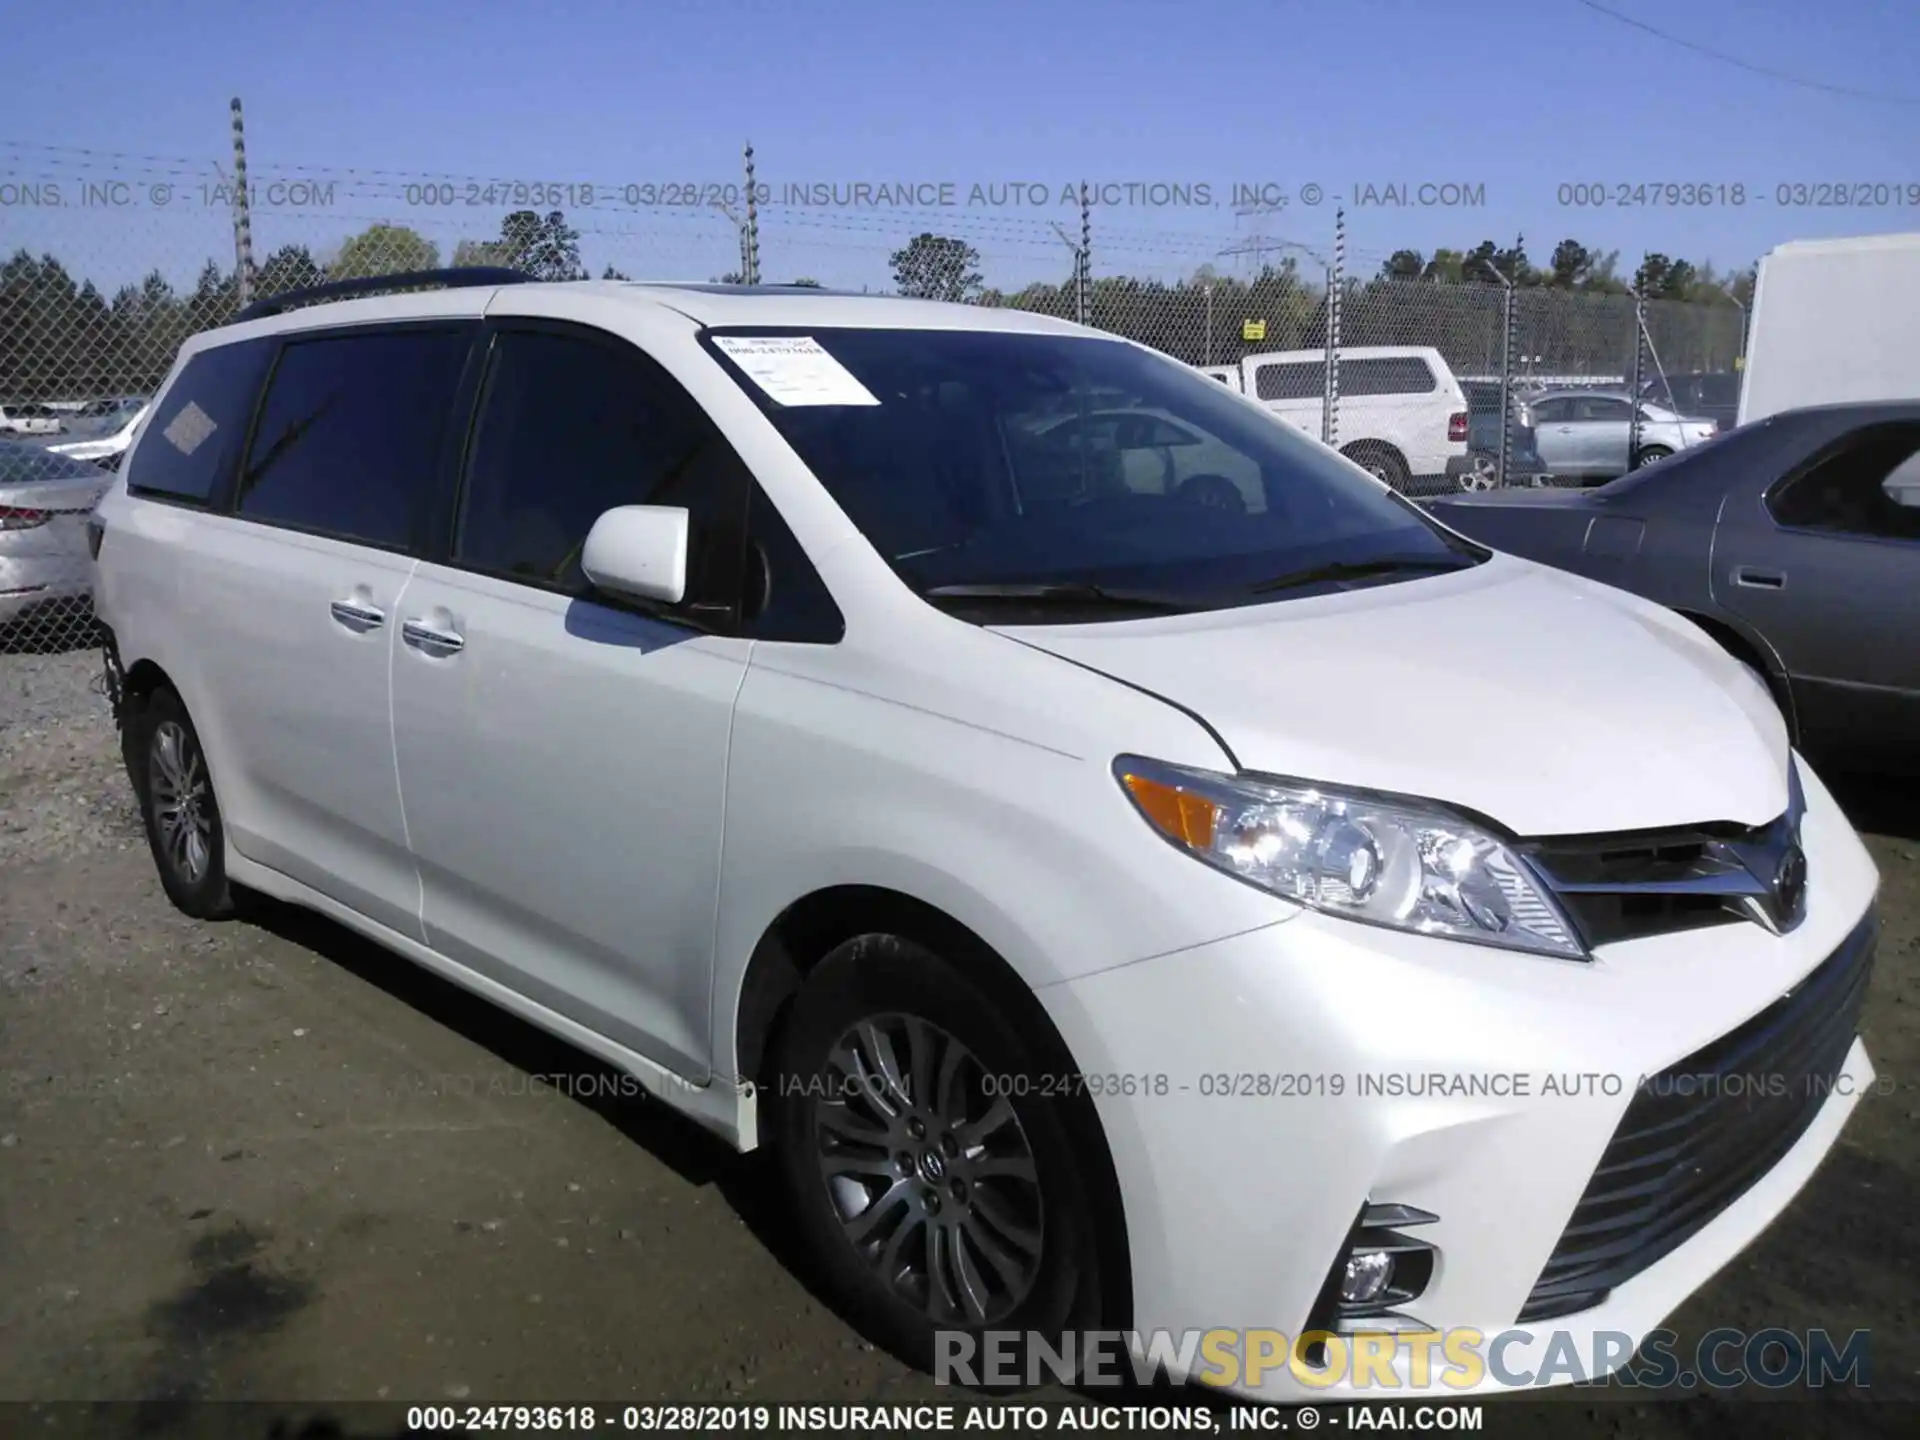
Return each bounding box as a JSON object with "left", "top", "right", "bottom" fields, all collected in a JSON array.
[{"left": 581, "top": 505, "right": 690, "bottom": 605}]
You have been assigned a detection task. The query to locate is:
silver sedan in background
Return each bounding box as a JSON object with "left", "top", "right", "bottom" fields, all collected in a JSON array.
[
  {"left": 1, "top": 440, "right": 115, "bottom": 636},
  {"left": 1529, "top": 389, "right": 1719, "bottom": 483}
]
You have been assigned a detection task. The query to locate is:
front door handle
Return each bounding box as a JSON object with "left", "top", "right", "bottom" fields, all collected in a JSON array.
[
  {"left": 401, "top": 617, "right": 465, "bottom": 655},
  {"left": 329, "top": 598, "right": 386, "bottom": 631},
  {"left": 1733, "top": 566, "right": 1786, "bottom": 589}
]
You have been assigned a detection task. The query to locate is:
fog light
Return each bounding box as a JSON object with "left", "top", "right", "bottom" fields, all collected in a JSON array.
[{"left": 1340, "top": 1250, "right": 1395, "bottom": 1304}]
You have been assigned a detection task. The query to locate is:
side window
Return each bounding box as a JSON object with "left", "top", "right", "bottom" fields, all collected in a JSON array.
[
  {"left": 1341, "top": 358, "right": 1437, "bottom": 397},
  {"left": 124, "top": 339, "right": 273, "bottom": 504},
  {"left": 1531, "top": 397, "right": 1570, "bottom": 424},
  {"left": 1575, "top": 397, "right": 1630, "bottom": 422},
  {"left": 1700, "top": 375, "right": 1740, "bottom": 406},
  {"left": 1253, "top": 362, "right": 1323, "bottom": 401},
  {"left": 1143, "top": 417, "right": 1199, "bottom": 446},
  {"left": 1111, "top": 415, "right": 1162, "bottom": 450},
  {"left": 236, "top": 327, "right": 471, "bottom": 548},
  {"left": 454, "top": 328, "right": 748, "bottom": 613},
  {"left": 1769, "top": 423, "right": 1920, "bottom": 541},
  {"left": 1052, "top": 415, "right": 1122, "bottom": 453},
  {"left": 741, "top": 487, "right": 845, "bottom": 643}
]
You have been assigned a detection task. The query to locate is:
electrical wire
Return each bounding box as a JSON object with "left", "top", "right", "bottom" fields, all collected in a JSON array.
[{"left": 1572, "top": 0, "right": 1919, "bottom": 106}]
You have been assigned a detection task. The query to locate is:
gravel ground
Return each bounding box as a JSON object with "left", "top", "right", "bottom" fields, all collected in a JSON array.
[{"left": 1, "top": 648, "right": 1915, "bottom": 1437}]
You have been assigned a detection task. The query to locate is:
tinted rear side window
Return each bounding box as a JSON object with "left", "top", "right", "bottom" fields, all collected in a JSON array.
[
  {"left": 1341, "top": 358, "right": 1437, "bottom": 396},
  {"left": 125, "top": 339, "right": 273, "bottom": 503},
  {"left": 1253, "top": 361, "right": 1324, "bottom": 401},
  {"left": 236, "top": 327, "right": 471, "bottom": 549}
]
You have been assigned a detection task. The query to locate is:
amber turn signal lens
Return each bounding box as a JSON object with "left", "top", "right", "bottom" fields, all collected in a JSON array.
[{"left": 1120, "top": 771, "right": 1219, "bottom": 850}]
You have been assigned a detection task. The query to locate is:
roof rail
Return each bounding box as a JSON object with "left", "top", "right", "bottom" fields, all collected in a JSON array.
[{"left": 232, "top": 267, "right": 536, "bottom": 324}]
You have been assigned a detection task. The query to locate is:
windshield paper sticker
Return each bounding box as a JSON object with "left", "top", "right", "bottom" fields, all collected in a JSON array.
[{"left": 711, "top": 336, "right": 881, "bottom": 407}]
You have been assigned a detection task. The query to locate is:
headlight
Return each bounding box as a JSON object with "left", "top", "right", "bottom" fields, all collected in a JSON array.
[{"left": 1114, "top": 755, "right": 1586, "bottom": 960}]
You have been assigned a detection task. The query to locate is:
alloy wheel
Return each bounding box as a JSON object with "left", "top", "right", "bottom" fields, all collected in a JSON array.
[
  {"left": 1459, "top": 454, "right": 1499, "bottom": 491},
  {"left": 150, "top": 720, "right": 212, "bottom": 884},
  {"left": 812, "top": 1014, "right": 1044, "bottom": 1325}
]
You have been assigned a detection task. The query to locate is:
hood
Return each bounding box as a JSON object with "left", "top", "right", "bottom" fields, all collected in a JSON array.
[
  {"left": 1423, "top": 488, "right": 1595, "bottom": 512},
  {"left": 1421, "top": 489, "right": 1601, "bottom": 558},
  {"left": 1004, "top": 554, "right": 1789, "bottom": 837}
]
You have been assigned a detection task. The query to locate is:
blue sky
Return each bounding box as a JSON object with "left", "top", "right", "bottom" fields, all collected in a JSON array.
[{"left": 2, "top": 0, "right": 1917, "bottom": 292}]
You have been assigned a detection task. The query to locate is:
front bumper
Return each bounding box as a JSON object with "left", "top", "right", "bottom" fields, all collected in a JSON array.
[{"left": 1037, "top": 758, "right": 1879, "bottom": 1400}]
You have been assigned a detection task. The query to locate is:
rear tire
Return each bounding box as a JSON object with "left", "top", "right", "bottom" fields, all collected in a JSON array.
[
  {"left": 1456, "top": 453, "right": 1499, "bottom": 491},
  {"left": 1631, "top": 445, "right": 1672, "bottom": 469},
  {"left": 130, "top": 686, "right": 240, "bottom": 920},
  {"left": 1342, "top": 443, "right": 1410, "bottom": 491},
  {"left": 768, "top": 935, "right": 1100, "bottom": 1385}
]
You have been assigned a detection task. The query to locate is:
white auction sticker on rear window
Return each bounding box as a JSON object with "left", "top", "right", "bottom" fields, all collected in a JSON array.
[
  {"left": 162, "top": 401, "right": 217, "bottom": 456},
  {"left": 712, "top": 335, "right": 880, "bottom": 407}
]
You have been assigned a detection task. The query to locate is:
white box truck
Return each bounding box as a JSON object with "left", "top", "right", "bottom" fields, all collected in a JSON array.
[{"left": 1739, "top": 232, "right": 1920, "bottom": 425}]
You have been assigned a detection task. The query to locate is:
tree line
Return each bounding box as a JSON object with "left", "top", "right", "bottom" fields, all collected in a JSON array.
[
  {"left": 889, "top": 231, "right": 1751, "bottom": 374},
  {"left": 0, "top": 215, "right": 1751, "bottom": 402}
]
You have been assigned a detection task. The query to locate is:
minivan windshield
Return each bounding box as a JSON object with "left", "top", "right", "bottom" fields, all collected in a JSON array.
[{"left": 704, "top": 326, "right": 1484, "bottom": 618}]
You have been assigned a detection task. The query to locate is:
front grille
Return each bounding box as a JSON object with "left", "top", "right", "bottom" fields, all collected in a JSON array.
[
  {"left": 1518, "top": 913, "right": 1876, "bottom": 1324},
  {"left": 1525, "top": 827, "right": 1752, "bottom": 947},
  {"left": 1519, "top": 768, "right": 1809, "bottom": 946}
]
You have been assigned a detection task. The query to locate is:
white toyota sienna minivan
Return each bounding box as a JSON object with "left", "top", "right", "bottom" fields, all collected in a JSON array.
[{"left": 89, "top": 273, "right": 1880, "bottom": 1401}]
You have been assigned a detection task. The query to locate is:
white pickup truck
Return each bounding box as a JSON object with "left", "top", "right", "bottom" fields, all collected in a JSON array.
[{"left": 1194, "top": 345, "right": 1469, "bottom": 492}]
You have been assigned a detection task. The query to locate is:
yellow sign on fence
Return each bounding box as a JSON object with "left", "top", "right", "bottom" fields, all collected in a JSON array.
[{"left": 1242, "top": 318, "right": 1266, "bottom": 342}]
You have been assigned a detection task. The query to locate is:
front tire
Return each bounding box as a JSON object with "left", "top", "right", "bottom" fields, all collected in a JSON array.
[
  {"left": 1631, "top": 445, "right": 1672, "bottom": 469},
  {"left": 131, "top": 686, "right": 240, "bottom": 920},
  {"left": 768, "top": 935, "right": 1100, "bottom": 1382}
]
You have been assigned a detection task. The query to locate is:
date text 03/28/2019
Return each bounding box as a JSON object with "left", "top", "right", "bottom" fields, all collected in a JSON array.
[
  {"left": 1559, "top": 181, "right": 1920, "bottom": 208},
  {"left": 762, "top": 1069, "right": 1895, "bottom": 1103}
]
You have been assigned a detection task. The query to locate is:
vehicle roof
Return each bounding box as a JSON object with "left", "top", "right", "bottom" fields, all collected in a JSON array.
[
  {"left": 1761, "top": 398, "right": 1920, "bottom": 424},
  {"left": 1243, "top": 345, "right": 1444, "bottom": 362},
  {"left": 200, "top": 279, "right": 1100, "bottom": 349},
  {"left": 1763, "top": 232, "right": 1920, "bottom": 260},
  {"left": 1532, "top": 388, "right": 1675, "bottom": 403},
  {"left": 0, "top": 438, "right": 105, "bottom": 478}
]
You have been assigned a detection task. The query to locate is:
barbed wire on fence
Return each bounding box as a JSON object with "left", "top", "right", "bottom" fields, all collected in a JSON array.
[{"left": 3, "top": 126, "right": 1753, "bottom": 656}]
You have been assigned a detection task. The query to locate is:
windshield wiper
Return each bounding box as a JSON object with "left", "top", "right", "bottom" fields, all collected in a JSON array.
[
  {"left": 922, "top": 581, "right": 1198, "bottom": 610},
  {"left": 1245, "top": 554, "right": 1478, "bottom": 596}
]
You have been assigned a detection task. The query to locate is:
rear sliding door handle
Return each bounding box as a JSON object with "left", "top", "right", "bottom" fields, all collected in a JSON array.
[
  {"left": 1732, "top": 567, "right": 1786, "bottom": 589},
  {"left": 401, "top": 618, "right": 466, "bottom": 655}
]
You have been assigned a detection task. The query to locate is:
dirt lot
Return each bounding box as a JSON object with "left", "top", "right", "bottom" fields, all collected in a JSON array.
[{"left": 2, "top": 646, "right": 1915, "bottom": 1437}]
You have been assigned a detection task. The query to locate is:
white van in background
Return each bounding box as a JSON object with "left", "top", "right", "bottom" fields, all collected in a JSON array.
[
  {"left": 1739, "top": 232, "right": 1920, "bottom": 426},
  {"left": 1192, "top": 345, "right": 1468, "bottom": 490}
]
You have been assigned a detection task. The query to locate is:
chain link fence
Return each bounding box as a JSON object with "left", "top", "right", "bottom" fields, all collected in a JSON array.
[{"left": 3, "top": 124, "right": 1751, "bottom": 655}]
